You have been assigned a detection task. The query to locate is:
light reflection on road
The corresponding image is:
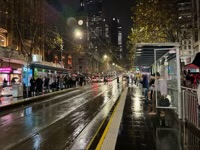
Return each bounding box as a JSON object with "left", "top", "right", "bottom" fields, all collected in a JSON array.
[{"left": 0, "top": 81, "right": 123, "bottom": 150}]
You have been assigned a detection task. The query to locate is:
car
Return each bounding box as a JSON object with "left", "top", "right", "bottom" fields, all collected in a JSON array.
[
  {"left": 98, "top": 77, "right": 104, "bottom": 82},
  {"left": 91, "top": 77, "right": 98, "bottom": 82},
  {"left": 107, "top": 77, "right": 112, "bottom": 82},
  {"left": 1, "top": 86, "right": 13, "bottom": 96}
]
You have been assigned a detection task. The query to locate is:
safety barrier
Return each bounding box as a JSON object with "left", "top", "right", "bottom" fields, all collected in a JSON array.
[{"left": 182, "top": 86, "right": 199, "bottom": 129}]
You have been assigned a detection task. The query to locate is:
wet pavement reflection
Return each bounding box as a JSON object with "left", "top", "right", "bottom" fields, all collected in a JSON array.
[
  {"left": 0, "top": 82, "right": 200, "bottom": 150},
  {"left": 0, "top": 81, "right": 123, "bottom": 150},
  {"left": 0, "top": 96, "right": 23, "bottom": 106},
  {"left": 116, "top": 85, "right": 200, "bottom": 150}
]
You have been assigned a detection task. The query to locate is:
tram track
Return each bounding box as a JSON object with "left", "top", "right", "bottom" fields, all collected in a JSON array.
[{"left": 1, "top": 84, "right": 116, "bottom": 150}]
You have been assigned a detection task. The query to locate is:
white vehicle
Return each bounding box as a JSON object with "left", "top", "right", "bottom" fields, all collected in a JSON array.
[
  {"left": 91, "top": 77, "right": 98, "bottom": 82},
  {"left": 98, "top": 77, "right": 104, "bottom": 82},
  {"left": 1, "top": 86, "right": 13, "bottom": 96}
]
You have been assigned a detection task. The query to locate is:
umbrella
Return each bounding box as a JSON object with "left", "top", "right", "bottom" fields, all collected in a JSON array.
[
  {"left": 192, "top": 52, "right": 200, "bottom": 67},
  {"left": 184, "top": 64, "right": 199, "bottom": 69}
]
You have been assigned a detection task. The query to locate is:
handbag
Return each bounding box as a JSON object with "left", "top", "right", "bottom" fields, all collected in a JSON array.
[{"left": 159, "top": 97, "right": 170, "bottom": 107}]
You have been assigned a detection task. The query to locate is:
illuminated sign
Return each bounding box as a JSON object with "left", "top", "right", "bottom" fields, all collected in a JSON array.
[
  {"left": 0, "top": 67, "right": 12, "bottom": 73},
  {"left": 13, "top": 68, "right": 22, "bottom": 74}
]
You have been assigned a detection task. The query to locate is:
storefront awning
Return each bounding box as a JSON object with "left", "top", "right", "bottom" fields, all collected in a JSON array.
[
  {"left": 184, "top": 63, "right": 199, "bottom": 69},
  {"left": 30, "top": 63, "right": 68, "bottom": 73}
]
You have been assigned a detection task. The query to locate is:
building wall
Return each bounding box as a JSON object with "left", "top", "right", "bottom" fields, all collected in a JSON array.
[
  {"left": 192, "top": 0, "right": 200, "bottom": 54},
  {"left": 177, "top": 0, "right": 194, "bottom": 57},
  {"left": 0, "top": 0, "right": 45, "bottom": 59},
  {"left": 110, "top": 18, "right": 123, "bottom": 60}
]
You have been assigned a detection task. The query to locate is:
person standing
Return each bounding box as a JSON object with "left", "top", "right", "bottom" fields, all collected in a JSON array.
[
  {"left": 3, "top": 79, "right": 8, "bottom": 88},
  {"left": 140, "top": 74, "right": 149, "bottom": 98},
  {"left": 35, "top": 76, "right": 43, "bottom": 95},
  {"left": 104, "top": 76, "right": 107, "bottom": 84},
  {"left": 117, "top": 76, "right": 119, "bottom": 84},
  {"left": 44, "top": 76, "right": 49, "bottom": 93},
  {"left": 64, "top": 75, "right": 68, "bottom": 89},
  {"left": 59, "top": 75, "right": 64, "bottom": 90},
  {"left": 79, "top": 75, "right": 84, "bottom": 86},
  {"left": 30, "top": 77, "right": 35, "bottom": 96}
]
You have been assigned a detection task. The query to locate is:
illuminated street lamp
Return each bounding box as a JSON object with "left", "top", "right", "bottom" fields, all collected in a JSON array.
[
  {"left": 74, "top": 29, "right": 83, "bottom": 39},
  {"left": 104, "top": 54, "right": 108, "bottom": 60}
]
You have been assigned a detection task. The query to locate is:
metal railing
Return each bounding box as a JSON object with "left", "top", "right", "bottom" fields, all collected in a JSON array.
[{"left": 181, "top": 86, "right": 199, "bottom": 129}]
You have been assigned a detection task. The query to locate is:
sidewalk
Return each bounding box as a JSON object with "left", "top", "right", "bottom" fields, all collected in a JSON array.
[{"left": 115, "top": 85, "right": 181, "bottom": 150}]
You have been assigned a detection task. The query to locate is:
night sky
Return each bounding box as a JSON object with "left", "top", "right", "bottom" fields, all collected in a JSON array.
[{"left": 52, "top": 0, "right": 134, "bottom": 55}]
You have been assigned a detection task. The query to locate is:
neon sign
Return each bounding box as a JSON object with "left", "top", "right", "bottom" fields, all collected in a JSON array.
[{"left": 0, "top": 67, "right": 12, "bottom": 73}]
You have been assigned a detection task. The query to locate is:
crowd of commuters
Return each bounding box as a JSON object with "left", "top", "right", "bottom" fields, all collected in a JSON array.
[{"left": 29, "top": 74, "right": 90, "bottom": 97}]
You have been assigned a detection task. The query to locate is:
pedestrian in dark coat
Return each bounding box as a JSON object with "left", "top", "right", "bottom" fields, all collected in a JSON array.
[
  {"left": 35, "top": 76, "right": 43, "bottom": 95},
  {"left": 30, "top": 77, "right": 35, "bottom": 96}
]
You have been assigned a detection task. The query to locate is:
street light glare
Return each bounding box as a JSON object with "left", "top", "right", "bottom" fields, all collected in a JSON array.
[
  {"left": 104, "top": 54, "right": 108, "bottom": 59},
  {"left": 74, "top": 29, "right": 83, "bottom": 39}
]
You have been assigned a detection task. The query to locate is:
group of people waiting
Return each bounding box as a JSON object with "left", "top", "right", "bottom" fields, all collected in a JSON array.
[{"left": 29, "top": 74, "right": 88, "bottom": 96}]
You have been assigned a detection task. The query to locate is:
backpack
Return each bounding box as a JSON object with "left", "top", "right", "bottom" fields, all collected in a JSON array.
[{"left": 159, "top": 97, "right": 170, "bottom": 107}]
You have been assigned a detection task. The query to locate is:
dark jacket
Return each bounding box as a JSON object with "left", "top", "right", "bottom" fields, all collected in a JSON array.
[{"left": 141, "top": 75, "right": 149, "bottom": 89}]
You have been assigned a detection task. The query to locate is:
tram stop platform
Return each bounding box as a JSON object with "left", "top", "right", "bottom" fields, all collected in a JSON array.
[{"left": 96, "top": 85, "right": 200, "bottom": 150}]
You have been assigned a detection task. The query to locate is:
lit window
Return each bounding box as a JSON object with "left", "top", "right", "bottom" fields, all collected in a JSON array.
[{"left": 0, "top": 35, "right": 6, "bottom": 47}]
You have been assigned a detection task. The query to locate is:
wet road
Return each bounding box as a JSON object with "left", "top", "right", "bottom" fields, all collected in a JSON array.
[{"left": 0, "top": 81, "right": 124, "bottom": 150}]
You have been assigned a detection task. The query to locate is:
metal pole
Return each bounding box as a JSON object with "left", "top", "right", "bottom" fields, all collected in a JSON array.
[
  {"left": 154, "top": 49, "right": 157, "bottom": 111},
  {"left": 182, "top": 90, "right": 185, "bottom": 121},
  {"left": 26, "top": 56, "right": 29, "bottom": 98},
  {"left": 176, "top": 46, "right": 182, "bottom": 119}
]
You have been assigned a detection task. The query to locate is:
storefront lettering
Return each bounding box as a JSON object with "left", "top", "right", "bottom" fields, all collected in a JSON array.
[{"left": 0, "top": 67, "right": 12, "bottom": 73}]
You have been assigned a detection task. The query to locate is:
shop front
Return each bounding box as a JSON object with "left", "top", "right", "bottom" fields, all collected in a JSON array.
[
  {"left": 0, "top": 67, "right": 23, "bottom": 97},
  {"left": 22, "top": 61, "right": 68, "bottom": 87},
  {"left": 0, "top": 67, "right": 12, "bottom": 85},
  {"left": 0, "top": 67, "right": 22, "bottom": 85}
]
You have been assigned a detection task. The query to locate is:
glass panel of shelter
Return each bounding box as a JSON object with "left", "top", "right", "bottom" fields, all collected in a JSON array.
[{"left": 154, "top": 49, "right": 178, "bottom": 109}]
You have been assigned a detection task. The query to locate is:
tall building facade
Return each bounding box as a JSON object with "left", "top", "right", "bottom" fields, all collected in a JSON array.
[
  {"left": 177, "top": 0, "right": 200, "bottom": 64},
  {"left": 67, "top": 0, "right": 102, "bottom": 75},
  {"left": 0, "top": 0, "right": 45, "bottom": 69},
  {"left": 0, "top": 0, "right": 45, "bottom": 57},
  {"left": 86, "top": 0, "right": 103, "bottom": 48},
  {"left": 192, "top": 0, "right": 200, "bottom": 55},
  {"left": 110, "top": 18, "right": 123, "bottom": 60},
  {"left": 178, "top": 0, "right": 194, "bottom": 58}
]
